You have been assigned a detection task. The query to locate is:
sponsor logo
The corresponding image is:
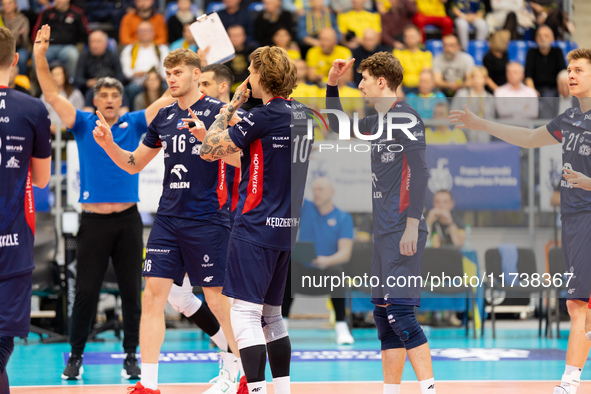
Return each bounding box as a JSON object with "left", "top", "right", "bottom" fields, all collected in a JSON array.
[
  {"left": 273, "top": 144, "right": 287, "bottom": 148},
  {"left": 203, "top": 109, "right": 211, "bottom": 117},
  {"left": 203, "top": 276, "right": 214, "bottom": 283},
  {"left": 5, "top": 156, "right": 19, "bottom": 168},
  {"left": 192, "top": 145, "right": 201, "bottom": 155},
  {"left": 170, "top": 182, "right": 190, "bottom": 189},
  {"left": 428, "top": 158, "right": 453, "bottom": 192},
  {"left": 237, "top": 124, "right": 247, "bottom": 136},
  {"left": 381, "top": 152, "right": 395, "bottom": 163},
  {"left": 573, "top": 121, "right": 582, "bottom": 127},
  {"left": 568, "top": 288, "right": 576, "bottom": 295},
  {"left": 203, "top": 255, "right": 210, "bottom": 263},
  {"left": 177, "top": 120, "right": 185, "bottom": 130},
  {"left": 171, "top": 164, "right": 188, "bottom": 180},
  {"left": 413, "top": 130, "right": 424, "bottom": 138},
  {"left": 167, "top": 113, "right": 175, "bottom": 120},
  {"left": 146, "top": 248, "right": 170, "bottom": 254},
  {"left": 0, "top": 233, "right": 19, "bottom": 248},
  {"left": 243, "top": 115, "right": 255, "bottom": 126},
  {"left": 6, "top": 145, "right": 22, "bottom": 152},
  {"left": 293, "top": 111, "right": 306, "bottom": 120},
  {"left": 6, "top": 135, "right": 25, "bottom": 141},
  {"left": 327, "top": 218, "right": 337, "bottom": 227},
  {"left": 272, "top": 136, "right": 289, "bottom": 141},
  {"left": 252, "top": 388, "right": 262, "bottom": 392},
  {"left": 387, "top": 314, "right": 395, "bottom": 324},
  {"left": 373, "top": 191, "right": 383, "bottom": 199},
  {"left": 0, "top": 117, "right": 9, "bottom": 123},
  {"left": 189, "top": 136, "right": 196, "bottom": 144},
  {"left": 579, "top": 144, "right": 591, "bottom": 156},
  {"left": 585, "top": 114, "right": 591, "bottom": 120},
  {"left": 265, "top": 217, "right": 300, "bottom": 228}
]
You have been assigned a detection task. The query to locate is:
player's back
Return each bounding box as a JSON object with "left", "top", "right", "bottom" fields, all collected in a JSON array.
[{"left": 0, "top": 88, "right": 51, "bottom": 278}]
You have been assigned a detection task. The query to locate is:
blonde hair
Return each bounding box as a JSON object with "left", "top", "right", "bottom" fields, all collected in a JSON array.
[
  {"left": 250, "top": 46, "right": 297, "bottom": 97},
  {"left": 489, "top": 30, "right": 511, "bottom": 53},
  {"left": 164, "top": 48, "right": 201, "bottom": 70},
  {"left": 566, "top": 48, "right": 591, "bottom": 65},
  {"left": 0, "top": 27, "right": 16, "bottom": 68},
  {"left": 469, "top": 66, "right": 489, "bottom": 79}
]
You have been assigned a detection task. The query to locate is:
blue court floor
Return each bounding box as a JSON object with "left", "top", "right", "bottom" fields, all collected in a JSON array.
[{"left": 7, "top": 324, "right": 591, "bottom": 388}]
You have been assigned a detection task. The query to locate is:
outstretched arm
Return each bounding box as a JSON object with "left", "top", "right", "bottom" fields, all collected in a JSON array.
[
  {"left": 449, "top": 105, "right": 559, "bottom": 148},
  {"left": 93, "top": 111, "right": 160, "bottom": 174},
  {"left": 33, "top": 25, "right": 77, "bottom": 129}
]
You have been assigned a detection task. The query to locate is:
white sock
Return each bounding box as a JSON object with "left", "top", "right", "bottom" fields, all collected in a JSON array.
[
  {"left": 273, "top": 376, "right": 290, "bottom": 394},
  {"left": 247, "top": 381, "right": 267, "bottom": 393},
  {"left": 561, "top": 365, "right": 582, "bottom": 392},
  {"left": 140, "top": 363, "right": 159, "bottom": 390},
  {"left": 211, "top": 327, "right": 229, "bottom": 352},
  {"left": 384, "top": 383, "right": 401, "bottom": 394},
  {"left": 419, "top": 378, "right": 436, "bottom": 393}
]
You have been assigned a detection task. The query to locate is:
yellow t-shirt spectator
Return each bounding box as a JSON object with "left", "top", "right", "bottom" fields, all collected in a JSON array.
[
  {"left": 306, "top": 45, "right": 352, "bottom": 83},
  {"left": 337, "top": 10, "right": 382, "bottom": 40},
  {"left": 416, "top": 0, "right": 446, "bottom": 17},
  {"left": 291, "top": 82, "right": 321, "bottom": 99},
  {"left": 425, "top": 127, "right": 467, "bottom": 144},
  {"left": 393, "top": 49, "right": 433, "bottom": 88}
]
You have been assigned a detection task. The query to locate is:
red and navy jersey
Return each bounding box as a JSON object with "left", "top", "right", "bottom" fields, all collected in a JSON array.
[
  {"left": 222, "top": 108, "right": 246, "bottom": 218},
  {"left": 547, "top": 107, "right": 591, "bottom": 216},
  {"left": 143, "top": 94, "right": 230, "bottom": 226},
  {"left": 228, "top": 98, "right": 313, "bottom": 250},
  {"left": 359, "top": 101, "right": 428, "bottom": 238},
  {"left": 0, "top": 87, "right": 52, "bottom": 279}
]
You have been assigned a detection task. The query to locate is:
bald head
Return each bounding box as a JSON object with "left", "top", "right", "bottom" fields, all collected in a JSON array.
[
  {"left": 536, "top": 25, "right": 555, "bottom": 50},
  {"left": 312, "top": 177, "right": 335, "bottom": 208},
  {"left": 89, "top": 30, "right": 109, "bottom": 56},
  {"left": 361, "top": 28, "right": 380, "bottom": 51},
  {"left": 319, "top": 28, "right": 337, "bottom": 54},
  {"left": 506, "top": 62, "right": 524, "bottom": 87}
]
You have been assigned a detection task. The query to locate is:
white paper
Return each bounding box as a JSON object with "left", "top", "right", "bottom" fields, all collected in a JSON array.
[{"left": 189, "top": 12, "right": 236, "bottom": 65}]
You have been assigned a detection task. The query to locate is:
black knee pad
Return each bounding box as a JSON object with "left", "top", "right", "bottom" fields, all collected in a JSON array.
[
  {"left": 0, "top": 336, "right": 14, "bottom": 375},
  {"left": 385, "top": 304, "right": 427, "bottom": 350},
  {"left": 373, "top": 306, "right": 404, "bottom": 350}
]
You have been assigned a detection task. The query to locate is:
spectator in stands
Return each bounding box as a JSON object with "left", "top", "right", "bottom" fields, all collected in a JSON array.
[
  {"left": 1, "top": 0, "right": 30, "bottom": 74},
  {"left": 41, "top": 63, "right": 85, "bottom": 133},
  {"left": 132, "top": 69, "right": 163, "bottom": 111},
  {"left": 394, "top": 24, "right": 433, "bottom": 93},
  {"left": 8, "top": 64, "right": 30, "bottom": 94},
  {"left": 272, "top": 27, "right": 301, "bottom": 60},
  {"left": 120, "top": 21, "right": 169, "bottom": 104},
  {"left": 525, "top": 24, "right": 566, "bottom": 97},
  {"left": 425, "top": 189, "right": 466, "bottom": 246},
  {"left": 494, "top": 61, "right": 538, "bottom": 119},
  {"left": 306, "top": 27, "right": 351, "bottom": 84},
  {"left": 451, "top": 0, "right": 488, "bottom": 50},
  {"left": 482, "top": 29, "right": 510, "bottom": 92},
  {"left": 352, "top": 28, "right": 388, "bottom": 86},
  {"left": 167, "top": 0, "right": 196, "bottom": 44},
  {"left": 226, "top": 24, "right": 255, "bottom": 88},
  {"left": 297, "top": 0, "right": 339, "bottom": 58},
  {"left": 337, "top": 0, "right": 381, "bottom": 49},
  {"left": 485, "top": 0, "right": 535, "bottom": 40},
  {"left": 170, "top": 23, "right": 197, "bottom": 52},
  {"left": 218, "top": 0, "right": 253, "bottom": 43},
  {"left": 119, "top": 0, "right": 167, "bottom": 46},
  {"left": 330, "top": 0, "right": 371, "bottom": 14},
  {"left": 253, "top": 0, "right": 294, "bottom": 47},
  {"left": 433, "top": 34, "right": 475, "bottom": 96},
  {"left": 451, "top": 66, "right": 494, "bottom": 142},
  {"left": 75, "top": 30, "right": 125, "bottom": 106},
  {"left": 291, "top": 58, "right": 320, "bottom": 99},
  {"left": 282, "top": 177, "right": 355, "bottom": 345},
  {"left": 406, "top": 69, "right": 447, "bottom": 120},
  {"left": 413, "top": 0, "right": 454, "bottom": 42},
  {"left": 32, "top": 0, "right": 89, "bottom": 77},
  {"left": 380, "top": 0, "right": 416, "bottom": 50},
  {"left": 529, "top": 0, "right": 573, "bottom": 40}
]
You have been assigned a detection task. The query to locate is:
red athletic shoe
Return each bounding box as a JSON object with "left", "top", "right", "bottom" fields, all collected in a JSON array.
[
  {"left": 127, "top": 382, "right": 161, "bottom": 394},
  {"left": 236, "top": 376, "right": 248, "bottom": 394}
]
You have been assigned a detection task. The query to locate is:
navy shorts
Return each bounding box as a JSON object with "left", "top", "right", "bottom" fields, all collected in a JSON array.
[
  {"left": 562, "top": 213, "right": 591, "bottom": 301},
  {"left": 370, "top": 230, "right": 428, "bottom": 306},
  {"left": 0, "top": 272, "right": 32, "bottom": 337},
  {"left": 223, "top": 235, "right": 291, "bottom": 306},
  {"left": 144, "top": 215, "right": 230, "bottom": 287}
]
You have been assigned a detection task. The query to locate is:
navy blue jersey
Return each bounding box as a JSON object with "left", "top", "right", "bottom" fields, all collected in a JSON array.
[
  {"left": 70, "top": 109, "right": 147, "bottom": 203},
  {"left": 143, "top": 94, "right": 230, "bottom": 225},
  {"left": 228, "top": 98, "right": 313, "bottom": 250},
  {"left": 222, "top": 108, "right": 245, "bottom": 216},
  {"left": 358, "top": 101, "right": 428, "bottom": 237},
  {"left": 547, "top": 107, "right": 591, "bottom": 216},
  {"left": 0, "top": 87, "right": 52, "bottom": 279}
]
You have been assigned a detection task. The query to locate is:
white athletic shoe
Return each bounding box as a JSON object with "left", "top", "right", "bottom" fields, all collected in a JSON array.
[
  {"left": 335, "top": 321, "right": 354, "bottom": 345},
  {"left": 203, "top": 351, "right": 239, "bottom": 394},
  {"left": 553, "top": 386, "right": 569, "bottom": 394}
]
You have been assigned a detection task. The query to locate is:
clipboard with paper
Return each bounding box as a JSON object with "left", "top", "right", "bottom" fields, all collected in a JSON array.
[{"left": 189, "top": 12, "right": 236, "bottom": 65}]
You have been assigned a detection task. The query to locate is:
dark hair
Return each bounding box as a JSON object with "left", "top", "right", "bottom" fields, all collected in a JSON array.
[
  {"left": 0, "top": 27, "right": 16, "bottom": 68},
  {"left": 201, "top": 64, "right": 234, "bottom": 86},
  {"left": 93, "top": 76, "right": 124, "bottom": 97},
  {"left": 50, "top": 63, "right": 75, "bottom": 97},
  {"left": 140, "top": 69, "right": 164, "bottom": 108},
  {"left": 358, "top": 51, "right": 403, "bottom": 91},
  {"left": 250, "top": 46, "right": 297, "bottom": 97}
]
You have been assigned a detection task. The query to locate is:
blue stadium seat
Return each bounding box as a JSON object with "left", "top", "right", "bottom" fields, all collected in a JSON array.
[
  {"left": 425, "top": 39, "right": 443, "bottom": 57},
  {"left": 206, "top": 1, "right": 226, "bottom": 13},
  {"left": 553, "top": 40, "right": 578, "bottom": 63},
  {"left": 467, "top": 40, "right": 489, "bottom": 66},
  {"left": 165, "top": 1, "right": 201, "bottom": 20},
  {"left": 508, "top": 40, "right": 536, "bottom": 66},
  {"left": 248, "top": 2, "right": 264, "bottom": 12}
]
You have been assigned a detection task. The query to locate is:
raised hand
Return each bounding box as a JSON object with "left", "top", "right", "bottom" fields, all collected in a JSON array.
[
  {"left": 448, "top": 105, "right": 482, "bottom": 131},
  {"left": 93, "top": 110, "right": 114, "bottom": 149},
  {"left": 327, "top": 58, "right": 355, "bottom": 86},
  {"left": 217, "top": 104, "right": 242, "bottom": 126},
  {"left": 182, "top": 108, "right": 206, "bottom": 142},
  {"left": 563, "top": 167, "right": 591, "bottom": 191},
  {"left": 33, "top": 24, "right": 51, "bottom": 59},
  {"left": 231, "top": 76, "right": 251, "bottom": 106}
]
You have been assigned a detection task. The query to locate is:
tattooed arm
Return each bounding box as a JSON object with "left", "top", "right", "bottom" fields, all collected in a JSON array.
[
  {"left": 93, "top": 110, "right": 161, "bottom": 174},
  {"left": 199, "top": 78, "right": 250, "bottom": 162}
]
